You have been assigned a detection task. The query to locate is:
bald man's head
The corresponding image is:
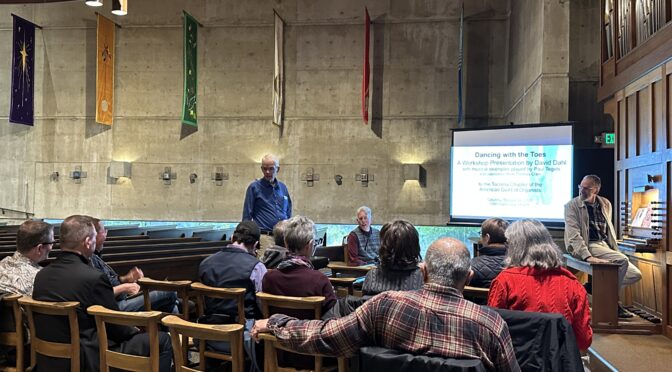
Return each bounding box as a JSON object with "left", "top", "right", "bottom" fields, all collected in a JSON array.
[{"left": 424, "top": 237, "right": 472, "bottom": 288}]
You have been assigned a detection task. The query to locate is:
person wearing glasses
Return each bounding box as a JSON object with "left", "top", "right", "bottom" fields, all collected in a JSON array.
[
  {"left": 243, "top": 153, "right": 292, "bottom": 258},
  {"left": 0, "top": 220, "right": 54, "bottom": 296},
  {"left": 564, "top": 174, "right": 642, "bottom": 318},
  {"left": 346, "top": 206, "right": 381, "bottom": 266}
]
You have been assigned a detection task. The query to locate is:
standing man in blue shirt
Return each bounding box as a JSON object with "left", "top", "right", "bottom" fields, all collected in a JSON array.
[{"left": 243, "top": 153, "right": 292, "bottom": 257}]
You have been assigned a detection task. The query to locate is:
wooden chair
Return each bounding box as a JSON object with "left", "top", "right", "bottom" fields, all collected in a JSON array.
[
  {"left": 189, "top": 282, "right": 246, "bottom": 370},
  {"left": 17, "top": 296, "right": 80, "bottom": 372},
  {"left": 0, "top": 294, "right": 25, "bottom": 372},
  {"left": 87, "top": 305, "right": 164, "bottom": 372},
  {"left": 162, "top": 315, "right": 244, "bottom": 372},
  {"left": 463, "top": 286, "right": 490, "bottom": 303},
  {"left": 256, "top": 292, "right": 346, "bottom": 372},
  {"left": 137, "top": 277, "right": 192, "bottom": 319},
  {"left": 328, "top": 277, "right": 357, "bottom": 298}
]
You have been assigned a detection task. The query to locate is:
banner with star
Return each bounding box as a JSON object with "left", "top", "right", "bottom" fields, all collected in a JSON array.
[
  {"left": 182, "top": 11, "right": 198, "bottom": 126},
  {"left": 96, "top": 14, "right": 115, "bottom": 125},
  {"left": 10, "top": 15, "right": 36, "bottom": 126}
]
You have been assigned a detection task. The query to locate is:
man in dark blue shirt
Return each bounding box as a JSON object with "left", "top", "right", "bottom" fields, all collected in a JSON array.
[{"left": 243, "top": 154, "right": 292, "bottom": 257}]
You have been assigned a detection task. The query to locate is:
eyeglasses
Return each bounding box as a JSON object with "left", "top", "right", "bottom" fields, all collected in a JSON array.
[
  {"left": 577, "top": 185, "right": 595, "bottom": 191},
  {"left": 261, "top": 166, "right": 277, "bottom": 172}
]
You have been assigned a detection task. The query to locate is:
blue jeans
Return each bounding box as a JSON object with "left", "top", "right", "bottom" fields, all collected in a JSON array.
[{"left": 117, "top": 290, "right": 178, "bottom": 313}]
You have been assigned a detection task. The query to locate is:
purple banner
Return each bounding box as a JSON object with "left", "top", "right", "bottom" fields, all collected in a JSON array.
[{"left": 10, "top": 15, "right": 35, "bottom": 126}]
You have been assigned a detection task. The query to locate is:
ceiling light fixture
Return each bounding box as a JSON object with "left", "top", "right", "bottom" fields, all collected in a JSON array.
[
  {"left": 85, "top": 0, "right": 104, "bottom": 7},
  {"left": 112, "top": 0, "right": 128, "bottom": 16}
]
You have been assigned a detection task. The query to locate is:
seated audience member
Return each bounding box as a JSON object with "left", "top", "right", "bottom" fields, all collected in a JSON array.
[
  {"left": 261, "top": 220, "right": 289, "bottom": 269},
  {"left": 487, "top": 219, "right": 592, "bottom": 350},
  {"left": 361, "top": 219, "right": 423, "bottom": 296},
  {"left": 0, "top": 221, "right": 54, "bottom": 296},
  {"left": 199, "top": 221, "right": 267, "bottom": 322},
  {"left": 263, "top": 216, "right": 337, "bottom": 315},
  {"left": 470, "top": 218, "right": 509, "bottom": 288},
  {"left": 346, "top": 206, "right": 380, "bottom": 266},
  {"left": 253, "top": 238, "right": 519, "bottom": 371},
  {"left": 32, "top": 215, "right": 172, "bottom": 372},
  {"left": 88, "top": 217, "right": 177, "bottom": 313}
]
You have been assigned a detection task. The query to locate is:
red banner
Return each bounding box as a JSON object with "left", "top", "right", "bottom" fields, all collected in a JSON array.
[{"left": 362, "top": 7, "right": 370, "bottom": 124}]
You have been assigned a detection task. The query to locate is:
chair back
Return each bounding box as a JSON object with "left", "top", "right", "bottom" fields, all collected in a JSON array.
[
  {"left": 87, "top": 305, "right": 164, "bottom": 372},
  {"left": 256, "top": 292, "right": 339, "bottom": 372},
  {"left": 137, "top": 277, "right": 192, "bottom": 319},
  {"left": 189, "top": 282, "right": 246, "bottom": 369},
  {"left": 357, "top": 346, "right": 486, "bottom": 372},
  {"left": 256, "top": 292, "right": 324, "bottom": 319},
  {"left": 18, "top": 296, "right": 80, "bottom": 372},
  {"left": 0, "top": 294, "right": 25, "bottom": 372},
  {"left": 190, "top": 282, "right": 246, "bottom": 325},
  {"left": 162, "top": 315, "right": 244, "bottom": 372},
  {"left": 493, "top": 308, "right": 583, "bottom": 372}
]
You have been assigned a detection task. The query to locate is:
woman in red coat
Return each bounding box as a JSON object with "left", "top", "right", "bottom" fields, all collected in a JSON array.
[{"left": 487, "top": 219, "right": 592, "bottom": 351}]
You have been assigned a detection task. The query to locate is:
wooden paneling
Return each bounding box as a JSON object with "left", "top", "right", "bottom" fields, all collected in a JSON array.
[
  {"left": 619, "top": 99, "right": 627, "bottom": 160},
  {"left": 627, "top": 94, "right": 638, "bottom": 157},
  {"left": 638, "top": 87, "right": 653, "bottom": 155},
  {"left": 653, "top": 80, "right": 666, "bottom": 151}
]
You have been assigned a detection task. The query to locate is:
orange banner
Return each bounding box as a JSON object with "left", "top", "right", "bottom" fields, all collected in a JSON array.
[{"left": 96, "top": 14, "right": 115, "bottom": 125}]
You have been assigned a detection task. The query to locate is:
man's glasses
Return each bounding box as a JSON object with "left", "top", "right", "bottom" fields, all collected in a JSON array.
[
  {"left": 261, "top": 167, "right": 277, "bottom": 172},
  {"left": 577, "top": 185, "right": 595, "bottom": 191}
]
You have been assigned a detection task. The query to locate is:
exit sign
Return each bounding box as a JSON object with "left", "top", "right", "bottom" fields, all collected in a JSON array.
[{"left": 605, "top": 133, "right": 615, "bottom": 144}]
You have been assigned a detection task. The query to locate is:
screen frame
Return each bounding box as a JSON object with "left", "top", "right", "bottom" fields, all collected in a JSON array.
[{"left": 449, "top": 122, "right": 574, "bottom": 227}]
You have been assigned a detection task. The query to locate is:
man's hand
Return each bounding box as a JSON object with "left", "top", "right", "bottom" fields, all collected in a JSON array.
[
  {"left": 251, "top": 319, "right": 270, "bottom": 342},
  {"left": 124, "top": 283, "right": 141, "bottom": 296},
  {"left": 121, "top": 267, "right": 144, "bottom": 283},
  {"left": 586, "top": 256, "right": 610, "bottom": 264}
]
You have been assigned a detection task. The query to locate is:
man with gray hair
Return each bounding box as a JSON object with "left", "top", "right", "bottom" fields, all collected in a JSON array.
[
  {"left": 346, "top": 206, "right": 381, "bottom": 266},
  {"left": 565, "top": 174, "right": 642, "bottom": 318},
  {"left": 252, "top": 237, "right": 519, "bottom": 371},
  {"left": 243, "top": 153, "right": 292, "bottom": 258}
]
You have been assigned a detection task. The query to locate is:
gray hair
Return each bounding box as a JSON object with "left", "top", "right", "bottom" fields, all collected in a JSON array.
[
  {"left": 583, "top": 174, "right": 601, "bottom": 189},
  {"left": 504, "top": 219, "right": 564, "bottom": 269},
  {"left": 59, "top": 215, "right": 96, "bottom": 250},
  {"left": 284, "top": 216, "right": 316, "bottom": 253},
  {"left": 356, "top": 206, "right": 372, "bottom": 220},
  {"left": 273, "top": 220, "right": 288, "bottom": 247},
  {"left": 261, "top": 154, "right": 279, "bottom": 167},
  {"left": 425, "top": 238, "right": 471, "bottom": 287}
]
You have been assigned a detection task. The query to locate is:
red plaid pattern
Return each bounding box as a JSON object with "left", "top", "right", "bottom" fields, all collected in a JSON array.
[{"left": 268, "top": 282, "right": 520, "bottom": 371}]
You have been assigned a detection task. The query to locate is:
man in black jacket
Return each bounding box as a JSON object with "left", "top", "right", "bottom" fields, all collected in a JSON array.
[
  {"left": 470, "top": 218, "right": 509, "bottom": 288},
  {"left": 32, "top": 215, "right": 172, "bottom": 372}
]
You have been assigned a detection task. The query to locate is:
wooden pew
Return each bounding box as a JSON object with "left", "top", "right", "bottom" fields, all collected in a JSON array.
[
  {"left": 106, "top": 225, "right": 178, "bottom": 237},
  {"left": 563, "top": 254, "right": 657, "bottom": 334},
  {"left": 147, "top": 227, "right": 212, "bottom": 239},
  {"left": 192, "top": 229, "right": 228, "bottom": 241},
  {"left": 109, "top": 255, "right": 208, "bottom": 281}
]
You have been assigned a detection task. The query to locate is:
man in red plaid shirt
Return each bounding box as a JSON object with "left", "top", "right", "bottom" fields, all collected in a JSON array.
[{"left": 252, "top": 237, "right": 520, "bottom": 371}]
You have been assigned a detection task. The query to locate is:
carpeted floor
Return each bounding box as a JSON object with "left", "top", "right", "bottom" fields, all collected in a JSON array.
[{"left": 591, "top": 333, "right": 672, "bottom": 371}]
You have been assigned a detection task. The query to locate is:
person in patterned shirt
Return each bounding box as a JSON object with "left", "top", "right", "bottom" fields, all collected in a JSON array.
[
  {"left": 0, "top": 220, "right": 54, "bottom": 296},
  {"left": 252, "top": 237, "right": 520, "bottom": 371}
]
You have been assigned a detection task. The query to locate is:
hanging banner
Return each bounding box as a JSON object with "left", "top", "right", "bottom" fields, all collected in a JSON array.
[
  {"left": 10, "top": 15, "right": 36, "bottom": 126},
  {"left": 272, "top": 10, "right": 284, "bottom": 127},
  {"left": 96, "top": 14, "right": 115, "bottom": 125},
  {"left": 361, "top": 8, "right": 370, "bottom": 124},
  {"left": 182, "top": 11, "right": 198, "bottom": 126}
]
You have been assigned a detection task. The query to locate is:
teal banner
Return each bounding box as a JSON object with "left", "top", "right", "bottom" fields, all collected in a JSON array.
[{"left": 181, "top": 11, "right": 198, "bottom": 126}]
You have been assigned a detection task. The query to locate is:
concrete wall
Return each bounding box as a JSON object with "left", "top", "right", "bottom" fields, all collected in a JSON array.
[
  {"left": 504, "top": 0, "right": 571, "bottom": 125},
  {"left": 0, "top": 0, "right": 509, "bottom": 225}
]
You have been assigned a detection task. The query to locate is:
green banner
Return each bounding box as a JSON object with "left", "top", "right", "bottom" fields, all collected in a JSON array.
[{"left": 182, "top": 11, "right": 198, "bottom": 126}]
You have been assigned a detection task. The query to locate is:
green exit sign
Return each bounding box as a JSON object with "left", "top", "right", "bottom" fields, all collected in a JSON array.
[{"left": 605, "top": 133, "right": 615, "bottom": 145}]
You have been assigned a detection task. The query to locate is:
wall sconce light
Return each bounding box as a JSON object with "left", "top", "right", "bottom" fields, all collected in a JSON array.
[
  {"left": 70, "top": 166, "right": 88, "bottom": 184},
  {"left": 211, "top": 167, "right": 229, "bottom": 186},
  {"left": 302, "top": 168, "right": 320, "bottom": 187},
  {"left": 50, "top": 171, "right": 60, "bottom": 182},
  {"left": 109, "top": 161, "right": 132, "bottom": 181},
  {"left": 189, "top": 173, "right": 198, "bottom": 184},
  {"left": 159, "top": 167, "right": 177, "bottom": 185},
  {"left": 85, "top": 0, "right": 104, "bottom": 7},
  {"left": 403, "top": 164, "right": 426, "bottom": 187},
  {"left": 112, "top": 0, "right": 128, "bottom": 16},
  {"left": 334, "top": 174, "right": 343, "bottom": 186}
]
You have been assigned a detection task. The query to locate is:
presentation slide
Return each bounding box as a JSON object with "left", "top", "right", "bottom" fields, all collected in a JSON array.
[{"left": 450, "top": 125, "right": 573, "bottom": 222}]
